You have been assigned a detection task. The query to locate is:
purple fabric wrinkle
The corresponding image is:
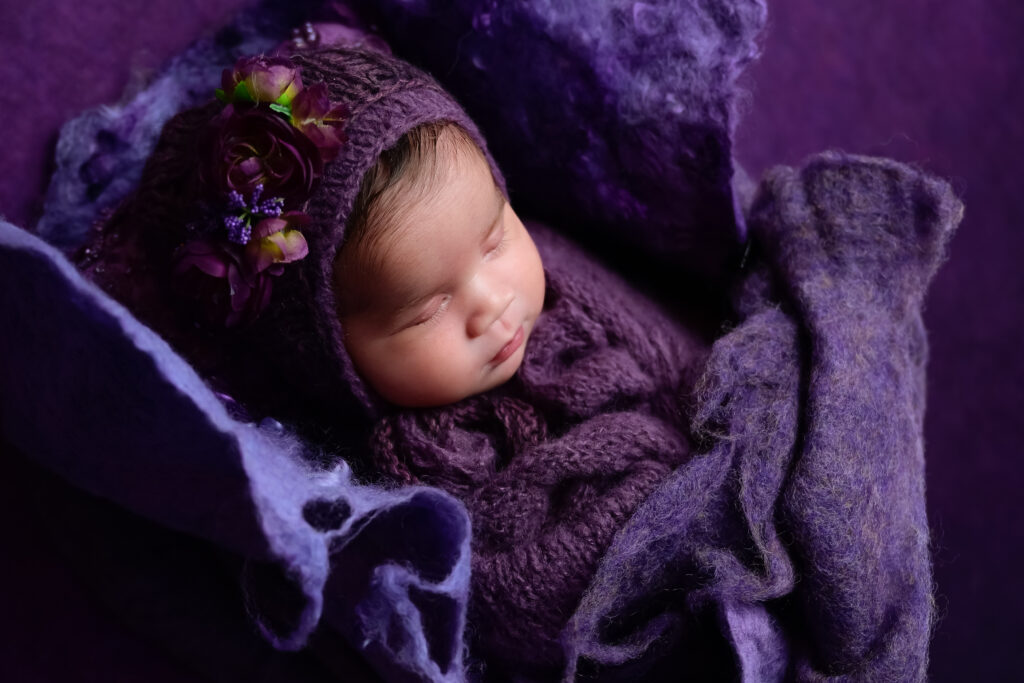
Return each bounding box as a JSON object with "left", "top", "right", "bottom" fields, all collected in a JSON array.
[
  {"left": 721, "top": 601, "right": 790, "bottom": 683},
  {"left": 0, "top": 218, "right": 473, "bottom": 683},
  {"left": 561, "top": 151, "right": 961, "bottom": 681}
]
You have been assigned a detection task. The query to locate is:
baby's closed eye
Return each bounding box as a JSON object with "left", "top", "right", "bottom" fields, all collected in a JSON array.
[{"left": 408, "top": 294, "right": 451, "bottom": 328}]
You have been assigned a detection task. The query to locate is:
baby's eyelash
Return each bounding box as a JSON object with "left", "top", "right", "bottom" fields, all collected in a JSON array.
[
  {"left": 487, "top": 226, "right": 510, "bottom": 257},
  {"left": 413, "top": 295, "right": 451, "bottom": 327}
]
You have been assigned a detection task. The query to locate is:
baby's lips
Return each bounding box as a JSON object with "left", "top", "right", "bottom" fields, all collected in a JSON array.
[{"left": 490, "top": 324, "right": 526, "bottom": 365}]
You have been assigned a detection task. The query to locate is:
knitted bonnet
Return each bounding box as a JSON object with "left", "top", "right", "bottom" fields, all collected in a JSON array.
[
  {"left": 81, "top": 46, "right": 508, "bottom": 455},
  {"left": 281, "top": 46, "right": 508, "bottom": 417},
  {"left": 76, "top": 43, "right": 706, "bottom": 674}
]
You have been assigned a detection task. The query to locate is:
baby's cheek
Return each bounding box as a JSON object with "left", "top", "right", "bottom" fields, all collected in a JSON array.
[{"left": 387, "top": 332, "right": 476, "bottom": 405}]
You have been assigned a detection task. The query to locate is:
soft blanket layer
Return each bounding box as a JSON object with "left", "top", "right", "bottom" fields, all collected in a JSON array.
[
  {"left": 563, "top": 152, "right": 962, "bottom": 681},
  {"left": 0, "top": 219, "right": 475, "bottom": 681}
]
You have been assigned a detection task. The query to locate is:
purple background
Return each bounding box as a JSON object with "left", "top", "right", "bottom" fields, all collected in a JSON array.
[{"left": 1, "top": 0, "right": 1021, "bottom": 679}]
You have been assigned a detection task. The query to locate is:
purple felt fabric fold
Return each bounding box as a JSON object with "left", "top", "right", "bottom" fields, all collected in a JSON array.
[
  {"left": 562, "top": 151, "right": 962, "bottom": 681},
  {"left": 0, "top": 219, "right": 471, "bottom": 682}
]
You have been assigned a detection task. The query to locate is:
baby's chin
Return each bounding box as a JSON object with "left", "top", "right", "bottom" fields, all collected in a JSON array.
[{"left": 479, "top": 340, "right": 528, "bottom": 391}]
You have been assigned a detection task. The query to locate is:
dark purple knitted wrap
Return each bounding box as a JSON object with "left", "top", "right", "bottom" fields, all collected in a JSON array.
[{"left": 369, "top": 223, "right": 710, "bottom": 671}]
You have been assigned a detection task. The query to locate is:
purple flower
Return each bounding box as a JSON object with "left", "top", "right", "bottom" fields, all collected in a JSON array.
[
  {"left": 218, "top": 55, "right": 304, "bottom": 106},
  {"left": 244, "top": 211, "right": 311, "bottom": 274},
  {"left": 203, "top": 105, "right": 322, "bottom": 204},
  {"left": 290, "top": 83, "right": 349, "bottom": 163},
  {"left": 171, "top": 239, "right": 274, "bottom": 328}
]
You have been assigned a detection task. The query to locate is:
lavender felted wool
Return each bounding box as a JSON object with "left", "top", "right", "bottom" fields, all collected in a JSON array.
[
  {"left": 561, "top": 151, "right": 963, "bottom": 681},
  {"left": 0, "top": 218, "right": 474, "bottom": 683}
]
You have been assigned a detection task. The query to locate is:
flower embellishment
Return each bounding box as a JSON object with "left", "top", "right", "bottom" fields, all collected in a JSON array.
[{"left": 172, "top": 55, "right": 347, "bottom": 328}]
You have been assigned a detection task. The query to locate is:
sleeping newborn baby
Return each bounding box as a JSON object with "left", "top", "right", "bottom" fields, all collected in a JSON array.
[
  {"left": 76, "top": 45, "right": 710, "bottom": 678},
  {"left": 332, "top": 121, "right": 546, "bottom": 408}
]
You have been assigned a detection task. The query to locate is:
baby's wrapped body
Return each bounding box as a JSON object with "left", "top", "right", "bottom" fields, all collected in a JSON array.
[
  {"left": 370, "top": 221, "right": 711, "bottom": 671},
  {"left": 67, "top": 45, "right": 714, "bottom": 677}
]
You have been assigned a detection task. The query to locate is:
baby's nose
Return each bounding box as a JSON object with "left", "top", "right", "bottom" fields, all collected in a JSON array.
[{"left": 466, "top": 279, "right": 513, "bottom": 338}]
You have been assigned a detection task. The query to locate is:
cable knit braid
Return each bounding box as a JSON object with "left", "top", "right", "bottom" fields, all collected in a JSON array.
[{"left": 370, "top": 224, "right": 710, "bottom": 671}]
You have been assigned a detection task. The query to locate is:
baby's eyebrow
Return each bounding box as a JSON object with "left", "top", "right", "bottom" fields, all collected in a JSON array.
[
  {"left": 479, "top": 185, "right": 506, "bottom": 242},
  {"left": 390, "top": 291, "right": 434, "bottom": 318}
]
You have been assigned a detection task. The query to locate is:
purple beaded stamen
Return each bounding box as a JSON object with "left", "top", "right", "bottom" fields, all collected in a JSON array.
[{"left": 222, "top": 184, "right": 285, "bottom": 244}]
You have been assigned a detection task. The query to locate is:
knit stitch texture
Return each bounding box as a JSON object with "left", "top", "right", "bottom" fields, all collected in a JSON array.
[{"left": 369, "top": 222, "right": 710, "bottom": 674}]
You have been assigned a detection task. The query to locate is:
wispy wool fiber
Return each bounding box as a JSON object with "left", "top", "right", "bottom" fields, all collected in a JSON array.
[{"left": 563, "top": 151, "right": 962, "bottom": 682}]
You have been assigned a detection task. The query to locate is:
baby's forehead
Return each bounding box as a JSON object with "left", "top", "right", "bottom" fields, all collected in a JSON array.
[
  {"left": 355, "top": 155, "right": 503, "bottom": 297},
  {"left": 377, "top": 184, "right": 503, "bottom": 286}
]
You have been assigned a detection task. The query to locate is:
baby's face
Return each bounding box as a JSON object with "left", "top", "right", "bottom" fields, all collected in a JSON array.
[{"left": 335, "top": 146, "right": 545, "bottom": 407}]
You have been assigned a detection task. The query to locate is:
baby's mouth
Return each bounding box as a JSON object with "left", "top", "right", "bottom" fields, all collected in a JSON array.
[{"left": 490, "top": 324, "right": 525, "bottom": 365}]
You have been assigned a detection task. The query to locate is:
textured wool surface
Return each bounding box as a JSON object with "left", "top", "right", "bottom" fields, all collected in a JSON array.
[
  {"left": 0, "top": 219, "right": 473, "bottom": 682},
  {"left": 561, "top": 152, "right": 962, "bottom": 681},
  {"left": 369, "top": 222, "right": 710, "bottom": 674}
]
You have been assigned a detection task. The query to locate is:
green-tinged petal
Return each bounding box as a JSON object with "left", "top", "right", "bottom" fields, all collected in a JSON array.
[
  {"left": 244, "top": 227, "right": 309, "bottom": 274},
  {"left": 247, "top": 63, "right": 303, "bottom": 105},
  {"left": 247, "top": 238, "right": 284, "bottom": 274},
  {"left": 273, "top": 81, "right": 303, "bottom": 107},
  {"left": 269, "top": 229, "right": 309, "bottom": 263}
]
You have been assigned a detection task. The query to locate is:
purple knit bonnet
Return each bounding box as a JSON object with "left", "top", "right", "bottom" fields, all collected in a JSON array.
[
  {"left": 79, "top": 46, "right": 511, "bottom": 446},
  {"left": 274, "top": 46, "right": 507, "bottom": 420}
]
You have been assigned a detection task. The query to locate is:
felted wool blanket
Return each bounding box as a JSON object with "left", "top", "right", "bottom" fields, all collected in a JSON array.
[
  {"left": 2, "top": 0, "right": 963, "bottom": 681},
  {"left": 562, "top": 152, "right": 962, "bottom": 681}
]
